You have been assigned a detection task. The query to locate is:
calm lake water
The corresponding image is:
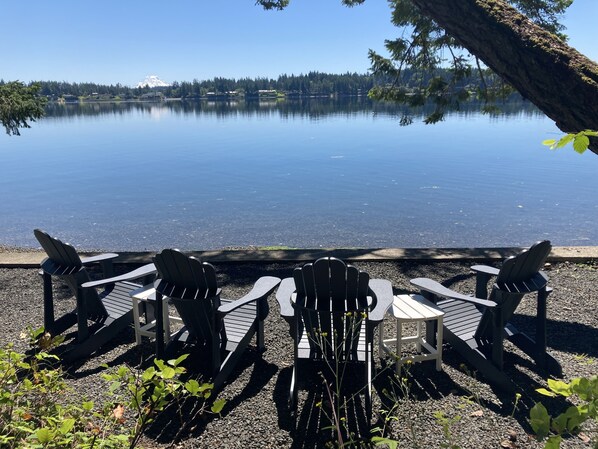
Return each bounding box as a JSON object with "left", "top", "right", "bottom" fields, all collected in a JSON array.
[{"left": 1, "top": 99, "right": 597, "bottom": 251}]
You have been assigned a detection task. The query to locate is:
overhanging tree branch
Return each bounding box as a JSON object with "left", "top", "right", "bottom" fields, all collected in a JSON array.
[
  {"left": 257, "top": 0, "right": 598, "bottom": 155},
  {"left": 410, "top": 0, "right": 598, "bottom": 153},
  {"left": 0, "top": 82, "right": 47, "bottom": 136}
]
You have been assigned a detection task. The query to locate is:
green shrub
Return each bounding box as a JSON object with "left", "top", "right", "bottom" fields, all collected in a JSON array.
[
  {"left": 530, "top": 376, "right": 597, "bottom": 448},
  {"left": 0, "top": 328, "right": 224, "bottom": 448}
]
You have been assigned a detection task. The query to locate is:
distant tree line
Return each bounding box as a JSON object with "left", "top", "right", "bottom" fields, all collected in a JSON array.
[
  {"left": 171, "top": 72, "right": 377, "bottom": 98},
  {"left": 2, "top": 70, "right": 508, "bottom": 101}
]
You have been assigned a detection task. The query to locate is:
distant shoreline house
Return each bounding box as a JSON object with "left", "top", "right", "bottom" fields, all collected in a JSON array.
[
  {"left": 257, "top": 89, "right": 278, "bottom": 98},
  {"left": 139, "top": 91, "right": 165, "bottom": 101},
  {"left": 57, "top": 94, "right": 79, "bottom": 104}
]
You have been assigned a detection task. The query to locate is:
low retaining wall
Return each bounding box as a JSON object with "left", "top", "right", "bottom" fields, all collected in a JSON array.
[{"left": 1, "top": 246, "right": 596, "bottom": 268}]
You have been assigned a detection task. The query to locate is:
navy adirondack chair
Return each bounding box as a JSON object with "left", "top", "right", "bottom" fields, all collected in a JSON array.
[
  {"left": 153, "top": 249, "right": 280, "bottom": 391},
  {"left": 410, "top": 241, "right": 562, "bottom": 390},
  {"left": 276, "top": 257, "right": 394, "bottom": 423},
  {"left": 34, "top": 229, "right": 156, "bottom": 361}
]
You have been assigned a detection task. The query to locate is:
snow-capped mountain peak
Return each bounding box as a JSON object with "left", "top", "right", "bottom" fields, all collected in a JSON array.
[{"left": 136, "top": 75, "right": 170, "bottom": 88}]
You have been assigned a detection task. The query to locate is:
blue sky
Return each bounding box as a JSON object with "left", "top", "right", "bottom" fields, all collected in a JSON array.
[{"left": 1, "top": 0, "right": 596, "bottom": 87}]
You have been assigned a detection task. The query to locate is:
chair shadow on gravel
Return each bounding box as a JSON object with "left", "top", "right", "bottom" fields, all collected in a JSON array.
[
  {"left": 274, "top": 364, "right": 373, "bottom": 449},
  {"left": 511, "top": 314, "right": 598, "bottom": 358},
  {"left": 374, "top": 342, "right": 580, "bottom": 436},
  {"left": 144, "top": 345, "right": 278, "bottom": 445},
  {"left": 374, "top": 358, "right": 459, "bottom": 402},
  {"left": 58, "top": 332, "right": 280, "bottom": 445}
]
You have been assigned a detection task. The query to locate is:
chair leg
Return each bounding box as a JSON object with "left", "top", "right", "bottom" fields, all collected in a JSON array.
[
  {"left": 366, "top": 343, "right": 373, "bottom": 424},
  {"left": 42, "top": 272, "right": 55, "bottom": 331},
  {"left": 75, "top": 288, "right": 89, "bottom": 342},
  {"left": 132, "top": 296, "right": 142, "bottom": 345},
  {"left": 289, "top": 365, "right": 298, "bottom": 433},
  {"left": 154, "top": 292, "right": 165, "bottom": 359},
  {"left": 535, "top": 287, "right": 549, "bottom": 368},
  {"left": 257, "top": 319, "right": 265, "bottom": 352},
  {"left": 289, "top": 363, "right": 298, "bottom": 432},
  {"left": 395, "top": 319, "right": 403, "bottom": 375},
  {"left": 491, "top": 307, "right": 504, "bottom": 370},
  {"left": 436, "top": 316, "right": 443, "bottom": 371},
  {"left": 162, "top": 298, "right": 171, "bottom": 345}
]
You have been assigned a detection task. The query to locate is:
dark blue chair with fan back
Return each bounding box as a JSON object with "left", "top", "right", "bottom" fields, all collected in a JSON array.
[
  {"left": 410, "top": 241, "right": 562, "bottom": 391},
  {"left": 152, "top": 248, "right": 280, "bottom": 391},
  {"left": 34, "top": 229, "right": 156, "bottom": 361},
  {"left": 276, "top": 257, "right": 394, "bottom": 423}
]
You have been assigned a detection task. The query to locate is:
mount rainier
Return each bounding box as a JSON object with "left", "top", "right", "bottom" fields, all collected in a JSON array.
[{"left": 136, "top": 75, "right": 170, "bottom": 88}]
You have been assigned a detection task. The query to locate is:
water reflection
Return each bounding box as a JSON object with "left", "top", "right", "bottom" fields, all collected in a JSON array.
[
  {"left": 5, "top": 98, "right": 595, "bottom": 251},
  {"left": 43, "top": 97, "right": 543, "bottom": 122}
]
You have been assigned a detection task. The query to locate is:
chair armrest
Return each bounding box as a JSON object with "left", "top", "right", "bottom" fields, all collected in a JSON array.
[
  {"left": 367, "top": 279, "right": 394, "bottom": 323},
  {"left": 275, "top": 277, "right": 296, "bottom": 319},
  {"left": 470, "top": 265, "right": 499, "bottom": 276},
  {"left": 129, "top": 283, "right": 157, "bottom": 300},
  {"left": 410, "top": 278, "right": 497, "bottom": 308},
  {"left": 471, "top": 265, "right": 500, "bottom": 299},
  {"left": 218, "top": 276, "right": 281, "bottom": 314},
  {"left": 81, "top": 263, "right": 157, "bottom": 288},
  {"left": 80, "top": 253, "right": 119, "bottom": 265}
]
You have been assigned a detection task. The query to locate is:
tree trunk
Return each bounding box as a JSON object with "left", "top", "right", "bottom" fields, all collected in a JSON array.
[{"left": 411, "top": 0, "right": 598, "bottom": 155}]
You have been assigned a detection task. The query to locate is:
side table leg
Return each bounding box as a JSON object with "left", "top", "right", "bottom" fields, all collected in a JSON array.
[
  {"left": 396, "top": 319, "right": 403, "bottom": 375},
  {"left": 436, "top": 316, "right": 443, "bottom": 371},
  {"left": 378, "top": 319, "right": 384, "bottom": 355},
  {"left": 132, "top": 296, "right": 142, "bottom": 345}
]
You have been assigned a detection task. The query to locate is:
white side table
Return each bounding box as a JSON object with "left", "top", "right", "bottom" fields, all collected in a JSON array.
[
  {"left": 379, "top": 294, "right": 445, "bottom": 373},
  {"left": 129, "top": 284, "right": 181, "bottom": 345}
]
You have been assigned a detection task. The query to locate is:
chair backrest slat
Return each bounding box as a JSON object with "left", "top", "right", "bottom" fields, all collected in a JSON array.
[
  {"left": 497, "top": 240, "right": 551, "bottom": 285},
  {"left": 34, "top": 229, "right": 106, "bottom": 318},
  {"left": 155, "top": 249, "right": 215, "bottom": 298},
  {"left": 293, "top": 257, "right": 370, "bottom": 361},
  {"left": 314, "top": 258, "right": 332, "bottom": 310},
  {"left": 300, "top": 263, "right": 317, "bottom": 308},
  {"left": 154, "top": 249, "right": 220, "bottom": 342},
  {"left": 477, "top": 241, "right": 551, "bottom": 341},
  {"left": 345, "top": 265, "right": 359, "bottom": 310},
  {"left": 357, "top": 269, "right": 370, "bottom": 309},
  {"left": 330, "top": 258, "right": 348, "bottom": 311},
  {"left": 293, "top": 267, "right": 306, "bottom": 304},
  {"left": 35, "top": 229, "right": 82, "bottom": 269}
]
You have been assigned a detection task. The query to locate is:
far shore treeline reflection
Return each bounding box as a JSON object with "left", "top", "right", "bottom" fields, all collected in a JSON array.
[{"left": 43, "top": 97, "right": 542, "bottom": 122}]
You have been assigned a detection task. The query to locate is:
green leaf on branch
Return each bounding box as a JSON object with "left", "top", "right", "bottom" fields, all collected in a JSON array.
[
  {"left": 161, "top": 366, "right": 176, "bottom": 379},
  {"left": 371, "top": 436, "right": 399, "bottom": 448},
  {"left": 544, "top": 435, "right": 562, "bottom": 449},
  {"left": 59, "top": 418, "right": 75, "bottom": 435},
  {"left": 536, "top": 388, "right": 557, "bottom": 397},
  {"left": 211, "top": 399, "right": 226, "bottom": 414},
  {"left": 35, "top": 428, "right": 52, "bottom": 444},
  {"left": 530, "top": 403, "right": 551, "bottom": 439},
  {"left": 547, "top": 379, "right": 572, "bottom": 397},
  {"left": 544, "top": 130, "right": 596, "bottom": 154},
  {"left": 185, "top": 379, "right": 200, "bottom": 395},
  {"left": 169, "top": 353, "right": 189, "bottom": 367},
  {"left": 573, "top": 134, "right": 590, "bottom": 154}
]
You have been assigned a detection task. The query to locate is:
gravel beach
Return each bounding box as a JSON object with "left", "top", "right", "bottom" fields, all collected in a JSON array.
[{"left": 0, "top": 258, "right": 596, "bottom": 448}]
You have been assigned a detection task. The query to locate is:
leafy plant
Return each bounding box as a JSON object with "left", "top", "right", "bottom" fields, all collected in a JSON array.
[
  {"left": 101, "top": 354, "right": 225, "bottom": 448},
  {"left": 371, "top": 363, "right": 415, "bottom": 449},
  {"left": 543, "top": 130, "right": 598, "bottom": 154},
  {"left": 306, "top": 311, "right": 370, "bottom": 447},
  {"left": 433, "top": 410, "right": 463, "bottom": 449},
  {"left": 530, "top": 376, "right": 597, "bottom": 448},
  {"left": 0, "top": 327, "right": 224, "bottom": 449}
]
